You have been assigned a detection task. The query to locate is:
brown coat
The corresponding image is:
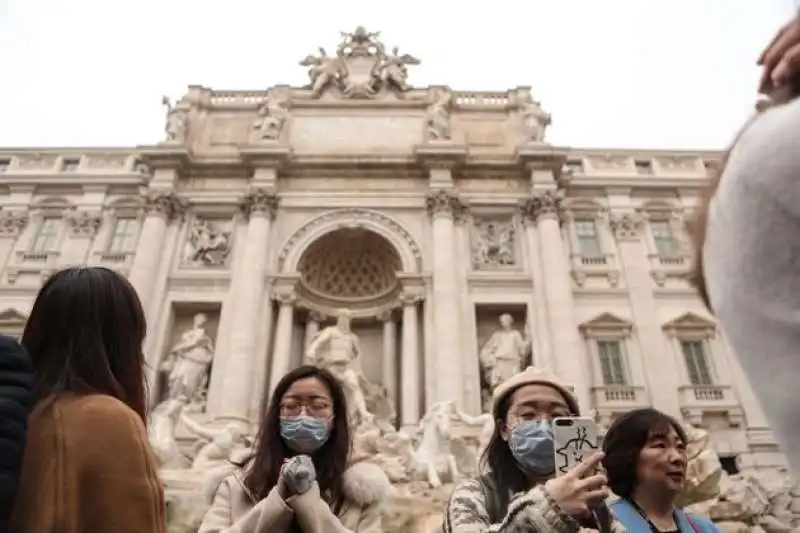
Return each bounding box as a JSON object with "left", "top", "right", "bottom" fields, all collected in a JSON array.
[
  {"left": 199, "top": 461, "right": 391, "bottom": 533},
  {"left": 9, "top": 393, "right": 166, "bottom": 533}
]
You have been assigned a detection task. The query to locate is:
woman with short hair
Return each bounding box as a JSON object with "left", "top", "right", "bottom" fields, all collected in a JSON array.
[
  {"left": 603, "top": 408, "right": 720, "bottom": 533},
  {"left": 199, "top": 364, "right": 391, "bottom": 533},
  {"left": 9, "top": 266, "right": 165, "bottom": 533}
]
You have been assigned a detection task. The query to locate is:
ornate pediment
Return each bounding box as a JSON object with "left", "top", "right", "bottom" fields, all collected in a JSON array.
[
  {"left": 579, "top": 312, "right": 633, "bottom": 337},
  {"left": 299, "top": 26, "right": 420, "bottom": 99},
  {"left": 662, "top": 312, "right": 717, "bottom": 336},
  {"left": 0, "top": 308, "right": 27, "bottom": 336}
]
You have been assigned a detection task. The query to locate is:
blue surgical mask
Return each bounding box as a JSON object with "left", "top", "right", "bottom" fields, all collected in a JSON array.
[
  {"left": 509, "top": 419, "right": 555, "bottom": 475},
  {"left": 279, "top": 416, "right": 330, "bottom": 453}
]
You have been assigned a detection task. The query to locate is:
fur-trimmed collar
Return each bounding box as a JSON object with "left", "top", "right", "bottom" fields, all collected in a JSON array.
[
  {"left": 231, "top": 460, "right": 391, "bottom": 506},
  {"left": 341, "top": 461, "right": 392, "bottom": 506}
]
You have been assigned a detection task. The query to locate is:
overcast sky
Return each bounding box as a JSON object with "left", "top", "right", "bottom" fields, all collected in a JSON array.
[{"left": 0, "top": 0, "right": 794, "bottom": 149}]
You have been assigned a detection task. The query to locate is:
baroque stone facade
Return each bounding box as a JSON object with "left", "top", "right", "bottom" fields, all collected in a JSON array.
[{"left": 0, "top": 26, "right": 795, "bottom": 533}]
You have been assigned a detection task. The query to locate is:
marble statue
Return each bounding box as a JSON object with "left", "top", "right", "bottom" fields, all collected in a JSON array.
[
  {"left": 472, "top": 218, "right": 516, "bottom": 268},
  {"left": 180, "top": 415, "right": 249, "bottom": 470},
  {"left": 479, "top": 314, "right": 531, "bottom": 390},
  {"left": 379, "top": 46, "right": 420, "bottom": 92},
  {"left": 300, "top": 27, "right": 419, "bottom": 99},
  {"left": 302, "top": 47, "right": 344, "bottom": 96},
  {"left": 514, "top": 90, "right": 551, "bottom": 143},
  {"left": 408, "top": 401, "right": 462, "bottom": 488},
  {"left": 679, "top": 424, "right": 725, "bottom": 505},
  {"left": 337, "top": 26, "right": 385, "bottom": 57},
  {"left": 162, "top": 96, "right": 189, "bottom": 144},
  {"left": 305, "top": 308, "right": 373, "bottom": 426},
  {"left": 160, "top": 313, "right": 214, "bottom": 406},
  {"left": 299, "top": 47, "right": 345, "bottom": 97},
  {"left": 407, "top": 400, "right": 492, "bottom": 488},
  {"left": 426, "top": 89, "right": 453, "bottom": 141},
  {"left": 148, "top": 398, "right": 187, "bottom": 469},
  {"left": 184, "top": 219, "right": 232, "bottom": 267},
  {"left": 253, "top": 91, "right": 289, "bottom": 141}
]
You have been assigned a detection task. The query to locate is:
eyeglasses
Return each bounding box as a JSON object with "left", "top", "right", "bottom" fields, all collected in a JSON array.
[{"left": 279, "top": 401, "right": 333, "bottom": 418}]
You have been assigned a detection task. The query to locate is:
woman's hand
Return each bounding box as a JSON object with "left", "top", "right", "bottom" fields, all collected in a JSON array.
[
  {"left": 281, "top": 455, "right": 316, "bottom": 496},
  {"left": 758, "top": 14, "right": 800, "bottom": 94},
  {"left": 544, "top": 452, "right": 609, "bottom": 518},
  {"left": 277, "top": 459, "right": 292, "bottom": 499}
]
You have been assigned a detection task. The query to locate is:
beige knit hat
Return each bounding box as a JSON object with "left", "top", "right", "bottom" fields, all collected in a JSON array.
[{"left": 491, "top": 366, "right": 580, "bottom": 418}]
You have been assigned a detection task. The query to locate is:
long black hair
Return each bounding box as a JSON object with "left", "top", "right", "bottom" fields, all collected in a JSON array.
[
  {"left": 21, "top": 266, "right": 148, "bottom": 421},
  {"left": 242, "top": 365, "right": 351, "bottom": 509}
]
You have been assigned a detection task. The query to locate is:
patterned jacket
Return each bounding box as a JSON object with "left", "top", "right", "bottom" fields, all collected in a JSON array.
[{"left": 443, "top": 477, "right": 628, "bottom": 533}]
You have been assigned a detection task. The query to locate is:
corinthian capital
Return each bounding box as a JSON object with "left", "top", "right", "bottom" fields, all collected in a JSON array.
[
  {"left": 144, "top": 190, "right": 186, "bottom": 221},
  {"left": 425, "top": 189, "right": 466, "bottom": 219},
  {"left": 519, "top": 189, "right": 564, "bottom": 225},
  {"left": 241, "top": 188, "right": 279, "bottom": 220}
]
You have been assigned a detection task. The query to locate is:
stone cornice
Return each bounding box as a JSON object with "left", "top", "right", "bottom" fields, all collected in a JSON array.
[
  {"left": 238, "top": 143, "right": 292, "bottom": 169},
  {"left": 413, "top": 142, "right": 468, "bottom": 169},
  {"left": 136, "top": 146, "right": 192, "bottom": 171},
  {"left": 514, "top": 144, "right": 570, "bottom": 169}
]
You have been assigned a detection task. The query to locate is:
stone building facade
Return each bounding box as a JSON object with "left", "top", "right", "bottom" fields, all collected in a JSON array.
[{"left": 0, "top": 27, "right": 782, "bottom": 477}]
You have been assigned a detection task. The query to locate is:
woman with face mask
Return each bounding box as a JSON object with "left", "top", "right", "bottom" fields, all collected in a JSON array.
[
  {"left": 603, "top": 409, "right": 720, "bottom": 533},
  {"left": 443, "top": 366, "right": 625, "bottom": 533},
  {"left": 198, "top": 365, "right": 391, "bottom": 533}
]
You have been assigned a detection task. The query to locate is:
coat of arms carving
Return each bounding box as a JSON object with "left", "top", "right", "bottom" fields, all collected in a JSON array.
[{"left": 298, "top": 26, "right": 420, "bottom": 99}]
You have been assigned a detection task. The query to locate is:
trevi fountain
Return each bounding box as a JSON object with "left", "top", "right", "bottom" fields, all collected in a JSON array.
[{"left": 0, "top": 24, "right": 796, "bottom": 533}]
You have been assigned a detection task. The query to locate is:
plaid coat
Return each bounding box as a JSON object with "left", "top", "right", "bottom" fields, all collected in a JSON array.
[{"left": 442, "top": 477, "right": 627, "bottom": 533}]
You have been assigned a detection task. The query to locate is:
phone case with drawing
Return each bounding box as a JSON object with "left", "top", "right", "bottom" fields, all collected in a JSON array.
[{"left": 552, "top": 417, "right": 599, "bottom": 476}]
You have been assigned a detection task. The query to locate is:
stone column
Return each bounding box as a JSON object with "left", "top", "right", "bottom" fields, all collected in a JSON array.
[
  {"left": 378, "top": 309, "right": 398, "bottom": 406},
  {"left": 268, "top": 287, "right": 296, "bottom": 398},
  {"left": 520, "top": 190, "right": 589, "bottom": 409},
  {"left": 519, "top": 205, "right": 553, "bottom": 370},
  {"left": 129, "top": 191, "right": 184, "bottom": 315},
  {"left": 212, "top": 190, "right": 278, "bottom": 423},
  {"left": 304, "top": 311, "right": 322, "bottom": 355},
  {"left": 454, "top": 211, "right": 481, "bottom": 414},
  {"left": 426, "top": 189, "right": 465, "bottom": 406},
  {"left": 609, "top": 209, "right": 682, "bottom": 417},
  {"left": 400, "top": 292, "right": 422, "bottom": 430}
]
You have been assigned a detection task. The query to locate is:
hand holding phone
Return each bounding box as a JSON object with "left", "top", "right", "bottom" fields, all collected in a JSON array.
[{"left": 552, "top": 417, "right": 599, "bottom": 477}]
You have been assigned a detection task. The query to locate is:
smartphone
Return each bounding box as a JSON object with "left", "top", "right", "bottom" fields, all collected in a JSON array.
[{"left": 552, "top": 417, "right": 599, "bottom": 476}]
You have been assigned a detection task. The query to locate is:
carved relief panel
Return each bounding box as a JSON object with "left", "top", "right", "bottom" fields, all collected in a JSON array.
[
  {"left": 471, "top": 215, "right": 517, "bottom": 270},
  {"left": 181, "top": 217, "right": 234, "bottom": 267}
]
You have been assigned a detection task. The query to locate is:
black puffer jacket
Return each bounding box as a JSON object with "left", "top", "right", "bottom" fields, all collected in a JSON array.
[{"left": 0, "top": 335, "right": 32, "bottom": 528}]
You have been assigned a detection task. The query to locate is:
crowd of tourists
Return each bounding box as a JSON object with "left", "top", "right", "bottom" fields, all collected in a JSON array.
[{"left": 1, "top": 11, "right": 800, "bottom": 533}]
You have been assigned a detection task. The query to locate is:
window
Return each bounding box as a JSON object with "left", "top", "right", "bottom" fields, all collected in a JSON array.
[
  {"left": 0, "top": 159, "right": 9, "bottom": 172},
  {"left": 650, "top": 220, "right": 680, "bottom": 258},
  {"left": 635, "top": 160, "right": 653, "bottom": 175},
  {"left": 108, "top": 218, "right": 138, "bottom": 253},
  {"left": 30, "top": 217, "right": 61, "bottom": 253},
  {"left": 681, "top": 340, "right": 713, "bottom": 385},
  {"left": 574, "top": 219, "right": 602, "bottom": 258},
  {"left": 61, "top": 158, "right": 80, "bottom": 172},
  {"left": 597, "top": 340, "right": 627, "bottom": 386}
]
